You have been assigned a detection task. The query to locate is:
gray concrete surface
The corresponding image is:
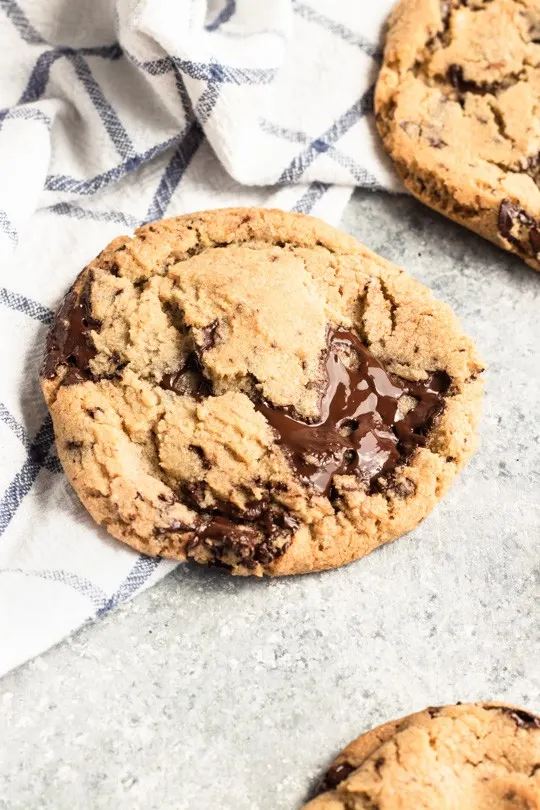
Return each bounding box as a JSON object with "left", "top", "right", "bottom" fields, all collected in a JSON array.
[{"left": 1, "top": 189, "right": 539, "bottom": 809}]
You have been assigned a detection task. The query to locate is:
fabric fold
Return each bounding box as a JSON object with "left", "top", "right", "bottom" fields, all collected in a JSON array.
[{"left": 0, "top": 0, "right": 398, "bottom": 676}]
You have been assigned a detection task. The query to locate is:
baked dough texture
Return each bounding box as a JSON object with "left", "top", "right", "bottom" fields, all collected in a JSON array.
[
  {"left": 41, "top": 208, "right": 483, "bottom": 576},
  {"left": 375, "top": 0, "right": 540, "bottom": 272},
  {"left": 306, "top": 702, "right": 540, "bottom": 809}
]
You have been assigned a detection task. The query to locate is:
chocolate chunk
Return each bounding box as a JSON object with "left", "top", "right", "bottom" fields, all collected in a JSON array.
[
  {"left": 186, "top": 512, "right": 294, "bottom": 569},
  {"left": 375, "top": 475, "right": 416, "bottom": 498},
  {"left": 196, "top": 516, "right": 259, "bottom": 548},
  {"left": 182, "top": 480, "right": 209, "bottom": 510},
  {"left": 105, "top": 350, "right": 127, "bottom": 379},
  {"left": 502, "top": 707, "right": 540, "bottom": 729},
  {"left": 256, "top": 328, "right": 449, "bottom": 497},
  {"left": 448, "top": 64, "right": 466, "bottom": 91},
  {"left": 254, "top": 534, "right": 292, "bottom": 565},
  {"left": 498, "top": 199, "right": 540, "bottom": 258},
  {"left": 427, "top": 706, "right": 442, "bottom": 718},
  {"left": 160, "top": 367, "right": 192, "bottom": 396},
  {"left": 153, "top": 508, "right": 292, "bottom": 570},
  {"left": 181, "top": 489, "right": 298, "bottom": 569},
  {"left": 199, "top": 319, "right": 219, "bottom": 352},
  {"left": 189, "top": 444, "right": 211, "bottom": 470},
  {"left": 42, "top": 276, "right": 101, "bottom": 383},
  {"left": 214, "top": 494, "right": 271, "bottom": 522},
  {"left": 530, "top": 227, "right": 540, "bottom": 258},
  {"left": 160, "top": 352, "right": 212, "bottom": 397},
  {"left": 498, "top": 198, "right": 518, "bottom": 239},
  {"left": 483, "top": 704, "right": 540, "bottom": 728},
  {"left": 262, "top": 506, "right": 298, "bottom": 536},
  {"left": 498, "top": 199, "right": 538, "bottom": 238},
  {"left": 447, "top": 64, "right": 501, "bottom": 96},
  {"left": 178, "top": 470, "right": 299, "bottom": 568},
  {"left": 395, "top": 371, "right": 450, "bottom": 454},
  {"left": 184, "top": 483, "right": 278, "bottom": 527},
  {"left": 318, "top": 762, "right": 355, "bottom": 793}
]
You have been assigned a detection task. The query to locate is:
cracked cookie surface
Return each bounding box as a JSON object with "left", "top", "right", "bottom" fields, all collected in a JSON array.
[
  {"left": 375, "top": 0, "right": 540, "bottom": 272},
  {"left": 41, "top": 208, "right": 483, "bottom": 576},
  {"left": 305, "top": 702, "right": 540, "bottom": 809}
]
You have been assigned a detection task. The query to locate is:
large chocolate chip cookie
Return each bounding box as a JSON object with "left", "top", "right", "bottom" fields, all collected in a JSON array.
[
  {"left": 306, "top": 702, "right": 540, "bottom": 809},
  {"left": 376, "top": 0, "right": 540, "bottom": 272},
  {"left": 41, "top": 208, "right": 483, "bottom": 576}
]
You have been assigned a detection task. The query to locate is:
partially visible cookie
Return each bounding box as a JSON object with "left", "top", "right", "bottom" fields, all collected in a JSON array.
[
  {"left": 305, "top": 702, "right": 540, "bottom": 808},
  {"left": 41, "top": 208, "right": 483, "bottom": 576},
  {"left": 375, "top": 0, "right": 540, "bottom": 272}
]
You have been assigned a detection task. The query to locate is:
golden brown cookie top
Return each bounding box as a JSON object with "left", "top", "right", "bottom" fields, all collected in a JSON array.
[
  {"left": 41, "top": 208, "right": 483, "bottom": 576},
  {"left": 375, "top": 0, "right": 540, "bottom": 270},
  {"left": 306, "top": 703, "right": 540, "bottom": 809}
]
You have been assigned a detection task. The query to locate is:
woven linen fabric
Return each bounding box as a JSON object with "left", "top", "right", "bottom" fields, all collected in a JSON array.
[{"left": 0, "top": 0, "right": 399, "bottom": 675}]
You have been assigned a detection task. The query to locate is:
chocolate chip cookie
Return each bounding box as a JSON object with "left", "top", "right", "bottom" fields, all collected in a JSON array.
[
  {"left": 306, "top": 702, "right": 540, "bottom": 808},
  {"left": 376, "top": 0, "right": 540, "bottom": 272},
  {"left": 41, "top": 208, "right": 483, "bottom": 576}
]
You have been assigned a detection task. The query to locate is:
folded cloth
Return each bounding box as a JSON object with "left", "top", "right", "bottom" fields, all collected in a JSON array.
[{"left": 0, "top": 0, "right": 398, "bottom": 675}]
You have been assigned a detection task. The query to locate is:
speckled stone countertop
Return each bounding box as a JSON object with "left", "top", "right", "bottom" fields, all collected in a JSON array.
[{"left": 1, "top": 190, "right": 539, "bottom": 810}]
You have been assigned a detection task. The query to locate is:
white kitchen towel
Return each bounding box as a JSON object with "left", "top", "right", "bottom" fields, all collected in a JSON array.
[{"left": 0, "top": 0, "right": 399, "bottom": 675}]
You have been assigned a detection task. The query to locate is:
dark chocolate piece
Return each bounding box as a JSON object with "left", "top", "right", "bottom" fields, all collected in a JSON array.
[
  {"left": 188, "top": 444, "right": 211, "bottom": 470},
  {"left": 530, "top": 228, "right": 540, "bottom": 257},
  {"left": 186, "top": 510, "right": 297, "bottom": 569},
  {"left": 256, "top": 328, "right": 449, "bottom": 497},
  {"left": 169, "top": 480, "right": 298, "bottom": 569},
  {"left": 160, "top": 352, "right": 212, "bottom": 397},
  {"left": 318, "top": 762, "right": 355, "bottom": 793},
  {"left": 498, "top": 199, "right": 540, "bottom": 259},
  {"left": 199, "top": 319, "right": 219, "bottom": 352},
  {"left": 499, "top": 198, "right": 519, "bottom": 238},
  {"left": 42, "top": 276, "right": 101, "bottom": 384},
  {"left": 483, "top": 704, "right": 540, "bottom": 729},
  {"left": 448, "top": 64, "right": 466, "bottom": 92},
  {"left": 447, "top": 64, "right": 512, "bottom": 97},
  {"left": 373, "top": 475, "right": 416, "bottom": 498},
  {"left": 500, "top": 707, "right": 540, "bottom": 729}
]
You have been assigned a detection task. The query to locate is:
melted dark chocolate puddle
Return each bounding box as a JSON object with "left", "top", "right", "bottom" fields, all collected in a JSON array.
[{"left": 256, "top": 329, "right": 449, "bottom": 497}]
